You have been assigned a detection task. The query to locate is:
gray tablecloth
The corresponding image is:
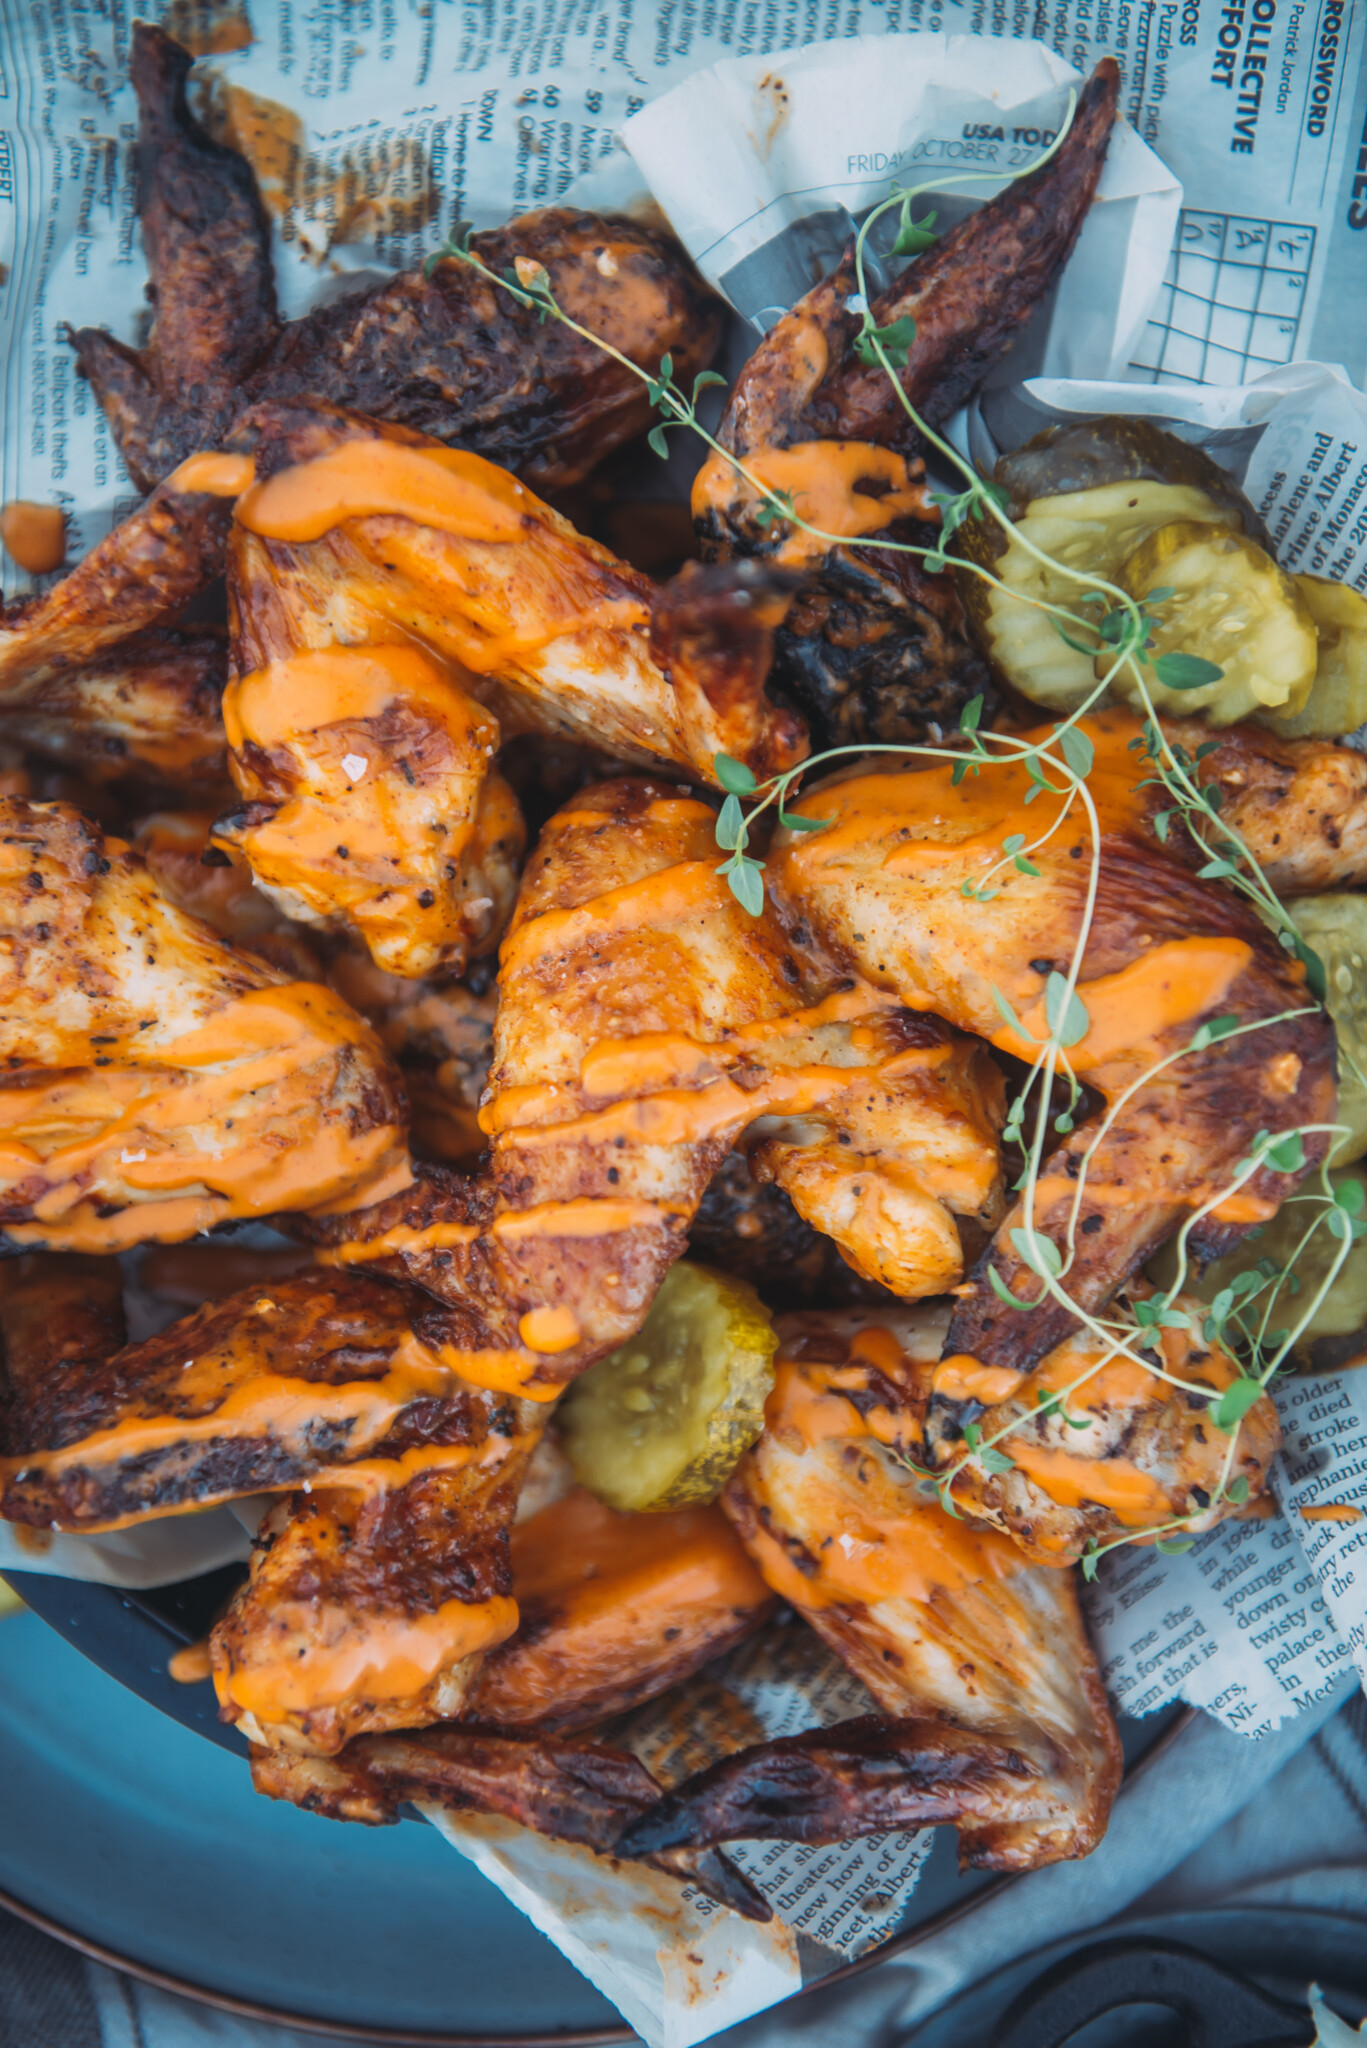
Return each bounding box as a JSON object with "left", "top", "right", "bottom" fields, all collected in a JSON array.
[{"left": 5, "top": 1683, "right": 1365, "bottom": 2048}]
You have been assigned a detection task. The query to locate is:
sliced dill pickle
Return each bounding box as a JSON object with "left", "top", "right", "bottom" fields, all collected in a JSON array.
[
  {"left": 1289, "top": 894, "right": 1367, "bottom": 1165},
  {"left": 1114, "top": 521, "right": 1318, "bottom": 725},
  {"left": 1150, "top": 1163, "right": 1367, "bottom": 1372},
  {"left": 955, "top": 415, "right": 1263, "bottom": 714},
  {"left": 561, "top": 1261, "right": 778, "bottom": 1512},
  {"left": 1262, "top": 577, "right": 1367, "bottom": 738}
]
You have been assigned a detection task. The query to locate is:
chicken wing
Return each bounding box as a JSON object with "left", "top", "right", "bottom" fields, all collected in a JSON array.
[
  {"left": 300, "top": 777, "right": 1003, "bottom": 1393},
  {"left": 620, "top": 1312, "right": 1121, "bottom": 1872},
  {"left": 688, "top": 1149, "right": 897, "bottom": 1308},
  {"left": 1175, "top": 720, "right": 1367, "bottom": 894},
  {"left": 211, "top": 1419, "right": 538, "bottom": 1754},
  {"left": 0, "top": 627, "right": 228, "bottom": 793},
  {"left": 691, "top": 61, "right": 1120, "bottom": 750},
  {"left": 70, "top": 31, "right": 721, "bottom": 498},
  {"left": 923, "top": 1303, "right": 1281, "bottom": 1565},
  {"left": 0, "top": 458, "right": 242, "bottom": 706},
  {"left": 0, "top": 1266, "right": 522, "bottom": 1530},
  {"left": 768, "top": 708, "right": 1337, "bottom": 1371},
  {"left": 66, "top": 24, "right": 279, "bottom": 495},
  {"left": 464, "top": 1485, "right": 775, "bottom": 1734},
  {"left": 248, "top": 1728, "right": 769, "bottom": 1919},
  {"left": 0, "top": 798, "right": 407, "bottom": 1253}
]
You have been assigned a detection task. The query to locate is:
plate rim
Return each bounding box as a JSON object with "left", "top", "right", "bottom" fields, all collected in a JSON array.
[{"left": 0, "top": 1699, "right": 1196, "bottom": 2047}]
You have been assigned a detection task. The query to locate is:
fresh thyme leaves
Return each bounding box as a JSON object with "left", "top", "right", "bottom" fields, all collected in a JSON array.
[{"left": 422, "top": 112, "right": 1345, "bottom": 1577}]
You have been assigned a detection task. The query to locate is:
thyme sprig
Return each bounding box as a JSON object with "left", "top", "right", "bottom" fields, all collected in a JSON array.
[{"left": 421, "top": 121, "right": 1346, "bottom": 1578}]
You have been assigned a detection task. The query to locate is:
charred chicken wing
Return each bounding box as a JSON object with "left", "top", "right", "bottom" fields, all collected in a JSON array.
[
  {"left": 0, "top": 798, "right": 407, "bottom": 1252},
  {"left": 621, "top": 1312, "right": 1122, "bottom": 1872},
  {"left": 302, "top": 777, "right": 1003, "bottom": 1393},
  {"left": 692, "top": 61, "right": 1120, "bottom": 749},
  {"left": 768, "top": 710, "right": 1336, "bottom": 1370},
  {"left": 69, "top": 29, "right": 721, "bottom": 498}
]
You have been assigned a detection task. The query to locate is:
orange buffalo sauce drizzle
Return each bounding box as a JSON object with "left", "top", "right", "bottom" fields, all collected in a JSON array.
[
  {"left": 0, "top": 1330, "right": 464, "bottom": 1485},
  {"left": 225, "top": 642, "right": 490, "bottom": 755},
  {"left": 1002, "top": 1442, "right": 1173, "bottom": 1525},
  {"left": 234, "top": 438, "right": 531, "bottom": 544},
  {"left": 933, "top": 1355, "right": 1026, "bottom": 1404},
  {"left": 498, "top": 860, "right": 733, "bottom": 981},
  {"left": 691, "top": 440, "right": 933, "bottom": 567},
  {"left": 1300, "top": 1503, "right": 1365, "bottom": 1522},
  {"left": 166, "top": 452, "right": 257, "bottom": 497},
  {"left": 994, "top": 938, "right": 1252, "bottom": 1075},
  {"left": 169, "top": 1641, "right": 214, "bottom": 1684},
  {"left": 0, "top": 985, "right": 408, "bottom": 1250},
  {"left": 748, "top": 1352, "right": 1029, "bottom": 1611},
  {"left": 219, "top": 1594, "right": 520, "bottom": 1720}
]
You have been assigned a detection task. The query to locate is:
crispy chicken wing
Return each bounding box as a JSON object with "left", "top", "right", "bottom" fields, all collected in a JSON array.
[
  {"left": 924, "top": 1305, "right": 1281, "bottom": 1565},
  {"left": 211, "top": 1416, "right": 538, "bottom": 1754},
  {"left": 69, "top": 31, "right": 720, "bottom": 498},
  {"left": 0, "top": 1266, "right": 521, "bottom": 1530},
  {"left": 464, "top": 1485, "right": 775, "bottom": 1733},
  {"left": 1178, "top": 721, "right": 1367, "bottom": 894},
  {"left": 301, "top": 777, "right": 1003, "bottom": 1393},
  {"left": 248, "top": 1728, "right": 769, "bottom": 1919},
  {"left": 0, "top": 798, "right": 407, "bottom": 1253},
  {"left": 768, "top": 709, "right": 1337, "bottom": 1371},
  {"left": 619, "top": 1311, "right": 1121, "bottom": 1872},
  {"left": 67, "top": 25, "right": 279, "bottom": 495},
  {"left": 0, "top": 627, "right": 228, "bottom": 792},
  {"left": 688, "top": 1149, "right": 897, "bottom": 1307},
  {"left": 0, "top": 461, "right": 239, "bottom": 706},
  {"left": 691, "top": 61, "right": 1120, "bottom": 750}
]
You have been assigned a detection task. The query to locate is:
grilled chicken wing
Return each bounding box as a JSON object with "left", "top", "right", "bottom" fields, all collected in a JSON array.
[
  {"left": 0, "top": 627, "right": 228, "bottom": 792},
  {"left": 211, "top": 1414, "right": 538, "bottom": 1754},
  {"left": 769, "top": 709, "right": 1336, "bottom": 1371},
  {"left": 619, "top": 1312, "right": 1121, "bottom": 1872},
  {"left": 67, "top": 25, "right": 279, "bottom": 496},
  {"left": 691, "top": 61, "right": 1120, "bottom": 749},
  {"left": 70, "top": 31, "right": 720, "bottom": 498},
  {"left": 924, "top": 1305, "right": 1281, "bottom": 1565},
  {"left": 464, "top": 1485, "right": 775, "bottom": 1733},
  {"left": 1177, "top": 721, "right": 1367, "bottom": 894},
  {"left": 0, "top": 459, "right": 241, "bottom": 706},
  {"left": 0, "top": 798, "right": 407, "bottom": 1253},
  {"left": 0, "top": 1266, "right": 521, "bottom": 1530},
  {"left": 249, "top": 1728, "right": 769, "bottom": 1919},
  {"left": 301, "top": 777, "right": 1002, "bottom": 1393}
]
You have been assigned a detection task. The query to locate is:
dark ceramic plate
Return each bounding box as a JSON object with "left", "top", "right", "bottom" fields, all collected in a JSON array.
[{"left": 0, "top": 1568, "right": 1184, "bottom": 2042}]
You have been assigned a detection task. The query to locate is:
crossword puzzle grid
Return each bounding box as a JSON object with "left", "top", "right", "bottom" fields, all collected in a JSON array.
[{"left": 1131, "top": 209, "right": 1316, "bottom": 386}]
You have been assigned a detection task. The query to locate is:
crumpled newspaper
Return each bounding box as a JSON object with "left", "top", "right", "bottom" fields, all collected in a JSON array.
[{"left": 623, "top": 34, "right": 1180, "bottom": 380}]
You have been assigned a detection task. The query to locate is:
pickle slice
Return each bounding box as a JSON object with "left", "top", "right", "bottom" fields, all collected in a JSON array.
[
  {"left": 561, "top": 1261, "right": 778, "bottom": 1513},
  {"left": 957, "top": 480, "right": 1235, "bottom": 713},
  {"left": 1262, "top": 577, "right": 1367, "bottom": 739},
  {"left": 1114, "top": 521, "right": 1318, "bottom": 725},
  {"left": 1289, "top": 893, "right": 1367, "bottom": 1164},
  {"left": 1150, "top": 1163, "right": 1367, "bottom": 1372}
]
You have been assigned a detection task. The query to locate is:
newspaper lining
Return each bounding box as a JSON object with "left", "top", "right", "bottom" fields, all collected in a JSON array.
[{"left": 1, "top": 6, "right": 1366, "bottom": 2043}]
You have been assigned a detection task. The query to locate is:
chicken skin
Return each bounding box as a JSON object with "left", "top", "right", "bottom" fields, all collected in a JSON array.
[
  {"left": 619, "top": 1311, "right": 1122, "bottom": 1873},
  {"left": 249, "top": 1728, "right": 769, "bottom": 1919},
  {"left": 69, "top": 27, "right": 721, "bottom": 498},
  {"left": 692, "top": 61, "right": 1120, "bottom": 750},
  {"left": 0, "top": 627, "right": 229, "bottom": 793},
  {"left": 327, "top": 947, "right": 497, "bottom": 1168},
  {"left": 1176, "top": 720, "right": 1367, "bottom": 894},
  {"left": 301, "top": 776, "right": 1004, "bottom": 1394},
  {"left": 923, "top": 1304, "right": 1281, "bottom": 1565},
  {"left": 768, "top": 709, "right": 1337, "bottom": 1371},
  {"left": 0, "top": 798, "right": 407, "bottom": 1253},
  {"left": 0, "top": 1265, "right": 513, "bottom": 1531},
  {"left": 211, "top": 1416, "right": 539, "bottom": 1754}
]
